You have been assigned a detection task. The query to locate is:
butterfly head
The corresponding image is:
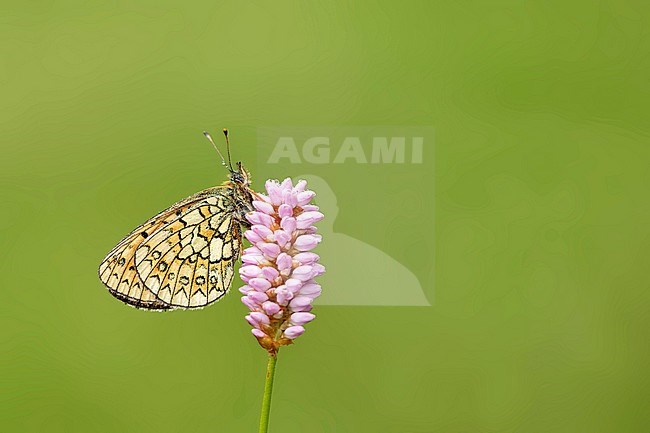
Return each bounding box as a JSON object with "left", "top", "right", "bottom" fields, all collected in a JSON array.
[{"left": 230, "top": 162, "right": 251, "bottom": 186}]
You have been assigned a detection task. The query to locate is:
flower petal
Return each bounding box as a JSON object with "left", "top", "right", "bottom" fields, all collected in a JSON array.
[
  {"left": 244, "top": 230, "right": 263, "bottom": 244},
  {"left": 296, "top": 211, "right": 324, "bottom": 229},
  {"left": 294, "top": 252, "right": 319, "bottom": 265},
  {"left": 296, "top": 190, "right": 316, "bottom": 206},
  {"left": 278, "top": 204, "right": 293, "bottom": 218},
  {"left": 289, "top": 295, "right": 313, "bottom": 310},
  {"left": 292, "top": 265, "right": 314, "bottom": 282},
  {"left": 262, "top": 301, "right": 281, "bottom": 316},
  {"left": 294, "top": 234, "right": 321, "bottom": 251},
  {"left": 281, "top": 178, "right": 293, "bottom": 190},
  {"left": 266, "top": 180, "right": 283, "bottom": 205},
  {"left": 249, "top": 278, "right": 272, "bottom": 291},
  {"left": 253, "top": 200, "right": 275, "bottom": 214},
  {"left": 252, "top": 224, "right": 273, "bottom": 239},
  {"left": 282, "top": 189, "right": 297, "bottom": 207},
  {"left": 299, "top": 282, "right": 322, "bottom": 297},
  {"left": 284, "top": 325, "right": 305, "bottom": 339},
  {"left": 280, "top": 216, "right": 297, "bottom": 233},
  {"left": 276, "top": 253, "right": 293, "bottom": 273},
  {"left": 247, "top": 291, "right": 269, "bottom": 303},
  {"left": 252, "top": 328, "right": 267, "bottom": 338},
  {"left": 250, "top": 312, "right": 270, "bottom": 325},
  {"left": 241, "top": 297, "right": 258, "bottom": 310},
  {"left": 240, "top": 265, "right": 262, "bottom": 279},
  {"left": 246, "top": 211, "right": 274, "bottom": 227},
  {"left": 258, "top": 242, "right": 281, "bottom": 258},
  {"left": 290, "top": 312, "right": 315, "bottom": 325},
  {"left": 294, "top": 179, "right": 307, "bottom": 193},
  {"left": 274, "top": 230, "right": 291, "bottom": 248}
]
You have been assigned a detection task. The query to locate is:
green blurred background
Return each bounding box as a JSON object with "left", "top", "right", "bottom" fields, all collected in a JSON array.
[{"left": 1, "top": 1, "right": 649, "bottom": 432}]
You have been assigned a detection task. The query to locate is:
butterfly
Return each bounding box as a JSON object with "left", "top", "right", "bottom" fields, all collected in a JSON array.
[{"left": 98, "top": 130, "right": 255, "bottom": 310}]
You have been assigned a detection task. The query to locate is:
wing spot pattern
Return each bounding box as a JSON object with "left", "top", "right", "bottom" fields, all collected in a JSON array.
[
  {"left": 98, "top": 186, "right": 246, "bottom": 309},
  {"left": 209, "top": 238, "right": 223, "bottom": 262}
]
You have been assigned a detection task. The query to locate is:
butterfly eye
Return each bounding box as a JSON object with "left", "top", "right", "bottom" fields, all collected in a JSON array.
[{"left": 231, "top": 171, "right": 245, "bottom": 183}]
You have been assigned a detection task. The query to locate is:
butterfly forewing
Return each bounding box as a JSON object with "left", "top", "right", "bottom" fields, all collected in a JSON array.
[{"left": 98, "top": 185, "right": 246, "bottom": 310}]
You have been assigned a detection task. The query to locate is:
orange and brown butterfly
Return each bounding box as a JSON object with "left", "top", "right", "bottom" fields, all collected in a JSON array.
[{"left": 98, "top": 129, "right": 255, "bottom": 310}]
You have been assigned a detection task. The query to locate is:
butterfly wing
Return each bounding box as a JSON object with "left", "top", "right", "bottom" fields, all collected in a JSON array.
[
  {"left": 133, "top": 191, "right": 243, "bottom": 308},
  {"left": 98, "top": 186, "right": 241, "bottom": 310}
]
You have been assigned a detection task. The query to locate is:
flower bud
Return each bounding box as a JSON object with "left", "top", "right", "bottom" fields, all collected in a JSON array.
[{"left": 284, "top": 326, "right": 305, "bottom": 339}]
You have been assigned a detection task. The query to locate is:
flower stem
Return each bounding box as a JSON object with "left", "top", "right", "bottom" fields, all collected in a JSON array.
[{"left": 258, "top": 352, "right": 278, "bottom": 433}]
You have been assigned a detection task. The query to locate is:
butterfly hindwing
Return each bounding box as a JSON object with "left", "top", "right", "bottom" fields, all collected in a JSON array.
[
  {"left": 98, "top": 207, "right": 187, "bottom": 310},
  {"left": 134, "top": 193, "right": 242, "bottom": 308},
  {"left": 98, "top": 186, "right": 241, "bottom": 309}
]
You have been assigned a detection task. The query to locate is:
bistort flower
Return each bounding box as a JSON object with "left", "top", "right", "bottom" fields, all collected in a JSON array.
[{"left": 239, "top": 178, "right": 325, "bottom": 354}]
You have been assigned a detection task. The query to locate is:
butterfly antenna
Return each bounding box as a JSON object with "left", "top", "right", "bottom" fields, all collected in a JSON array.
[
  {"left": 203, "top": 131, "right": 228, "bottom": 168},
  {"left": 223, "top": 128, "right": 234, "bottom": 170}
]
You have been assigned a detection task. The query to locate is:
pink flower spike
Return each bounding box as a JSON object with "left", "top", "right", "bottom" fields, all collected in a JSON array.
[
  {"left": 284, "top": 326, "right": 305, "bottom": 339},
  {"left": 239, "top": 177, "right": 324, "bottom": 352}
]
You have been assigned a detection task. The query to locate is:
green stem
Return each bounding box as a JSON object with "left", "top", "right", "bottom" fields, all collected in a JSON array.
[{"left": 258, "top": 352, "right": 278, "bottom": 433}]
